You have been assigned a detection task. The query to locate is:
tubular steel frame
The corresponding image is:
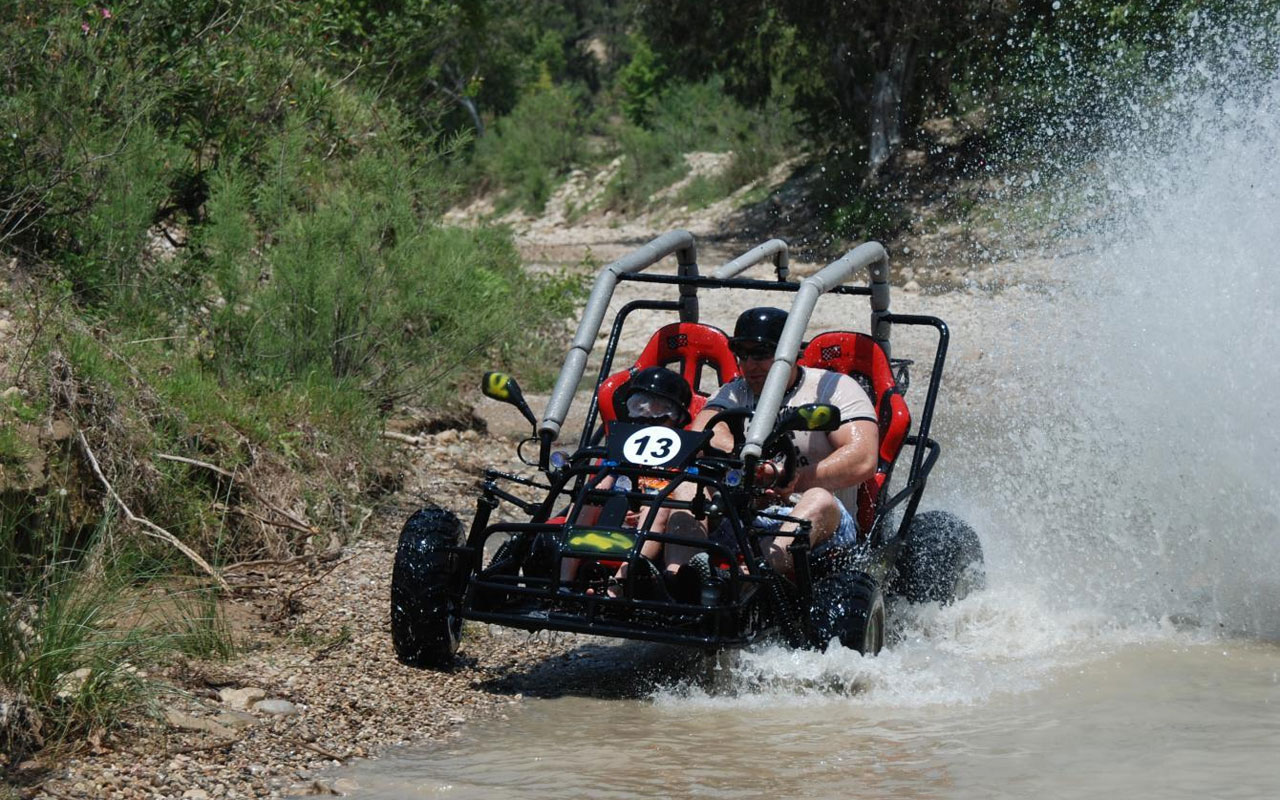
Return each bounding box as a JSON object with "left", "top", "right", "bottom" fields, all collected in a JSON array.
[{"left": 454, "top": 234, "right": 952, "bottom": 650}]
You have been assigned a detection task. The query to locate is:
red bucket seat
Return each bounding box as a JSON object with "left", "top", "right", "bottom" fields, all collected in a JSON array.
[
  {"left": 596, "top": 322, "right": 741, "bottom": 428},
  {"left": 799, "top": 331, "right": 911, "bottom": 533}
]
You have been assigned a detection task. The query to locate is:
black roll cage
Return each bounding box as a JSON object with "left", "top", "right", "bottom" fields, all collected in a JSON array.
[{"left": 574, "top": 274, "right": 950, "bottom": 548}]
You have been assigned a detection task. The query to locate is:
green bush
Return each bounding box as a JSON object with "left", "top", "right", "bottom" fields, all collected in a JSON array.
[
  {"left": 603, "top": 78, "right": 800, "bottom": 212},
  {"left": 616, "top": 37, "right": 665, "bottom": 126},
  {"left": 470, "top": 85, "right": 587, "bottom": 213},
  {"left": 2, "top": 1, "right": 579, "bottom": 410}
]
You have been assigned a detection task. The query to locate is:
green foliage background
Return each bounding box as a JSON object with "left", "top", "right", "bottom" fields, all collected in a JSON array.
[{"left": 1, "top": 0, "right": 580, "bottom": 408}]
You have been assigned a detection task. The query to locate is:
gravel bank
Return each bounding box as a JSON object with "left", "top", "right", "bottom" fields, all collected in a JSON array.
[{"left": 26, "top": 429, "right": 575, "bottom": 799}]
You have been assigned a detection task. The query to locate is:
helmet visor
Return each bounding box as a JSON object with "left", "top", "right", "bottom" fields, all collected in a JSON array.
[{"left": 625, "top": 391, "right": 681, "bottom": 423}]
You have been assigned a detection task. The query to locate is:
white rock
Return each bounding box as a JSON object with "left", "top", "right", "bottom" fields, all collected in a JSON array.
[
  {"left": 214, "top": 710, "right": 258, "bottom": 729},
  {"left": 54, "top": 667, "right": 92, "bottom": 699},
  {"left": 219, "top": 687, "right": 267, "bottom": 710},
  {"left": 164, "top": 708, "right": 235, "bottom": 737},
  {"left": 253, "top": 699, "right": 300, "bottom": 716}
]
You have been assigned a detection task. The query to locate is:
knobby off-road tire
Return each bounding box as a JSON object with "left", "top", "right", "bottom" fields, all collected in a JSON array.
[
  {"left": 895, "top": 510, "right": 985, "bottom": 604},
  {"left": 809, "top": 571, "right": 885, "bottom": 655},
  {"left": 390, "top": 505, "right": 465, "bottom": 668}
]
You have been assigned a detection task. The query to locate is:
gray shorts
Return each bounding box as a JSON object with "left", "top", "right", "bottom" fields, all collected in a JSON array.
[{"left": 712, "top": 498, "right": 857, "bottom": 557}]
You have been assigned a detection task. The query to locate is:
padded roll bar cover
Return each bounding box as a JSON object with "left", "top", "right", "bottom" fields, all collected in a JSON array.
[
  {"left": 714, "top": 238, "right": 790, "bottom": 281},
  {"left": 742, "top": 241, "right": 889, "bottom": 460},
  {"left": 540, "top": 230, "right": 699, "bottom": 440}
]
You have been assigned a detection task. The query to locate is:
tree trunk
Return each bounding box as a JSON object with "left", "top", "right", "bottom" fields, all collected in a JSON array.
[
  {"left": 868, "top": 40, "right": 911, "bottom": 173},
  {"left": 457, "top": 95, "right": 484, "bottom": 139}
]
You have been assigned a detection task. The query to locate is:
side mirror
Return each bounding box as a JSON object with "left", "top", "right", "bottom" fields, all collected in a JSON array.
[
  {"left": 481, "top": 371, "right": 537, "bottom": 428},
  {"left": 775, "top": 403, "right": 842, "bottom": 434}
]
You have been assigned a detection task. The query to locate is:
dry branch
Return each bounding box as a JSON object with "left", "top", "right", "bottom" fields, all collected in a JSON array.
[
  {"left": 155, "top": 451, "right": 320, "bottom": 538},
  {"left": 274, "top": 555, "right": 355, "bottom": 620},
  {"left": 300, "top": 740, "right": 349, "bottom": 762},
  {"left": 77, "top": 432, "right": 231, "bottom": 593},
  {"left": 381, "top": 430, "right": 426, "bottom": 446},
  {"left": 213, "top": 502, "right": 317, "bottom": 538}
]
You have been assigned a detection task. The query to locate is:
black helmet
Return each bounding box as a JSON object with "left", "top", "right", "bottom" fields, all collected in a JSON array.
[
  {"left": 621, "top": 367, "right": 692, "bottom": 427},
  {"left": 730, "top": 307, "right": 787, "bottom": 349}
]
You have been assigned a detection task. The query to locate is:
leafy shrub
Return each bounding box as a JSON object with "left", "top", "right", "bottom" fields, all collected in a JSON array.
[
  {"left": 470, "top": 85, "right": 587, "bottom": 213},
  {"left": 616, "top": 36, "right": 665, "bottom": 126},
  {"left": 603, "top": 78, "right": 800, "bottom": 212},
  {"left": 2, "top": 1, "right": 579, "bottom": 409}
]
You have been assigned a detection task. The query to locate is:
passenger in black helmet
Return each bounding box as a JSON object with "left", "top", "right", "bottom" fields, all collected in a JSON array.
[
  {"left": 687, "top": 306, "right": 881, "bottom": 576},
  {"left": 560, "top": 367, "right": 692, "bottom": 596},
  {"left": 619, "top": 366, "right": 693, "bottom": 428}
]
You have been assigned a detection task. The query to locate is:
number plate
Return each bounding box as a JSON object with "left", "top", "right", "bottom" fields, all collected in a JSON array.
[
  {"left": 605, "top": 422, "right": 709, "bottom": 469},
  {"left": 621, "top": 425, "right": 681, "bottom": 465}
]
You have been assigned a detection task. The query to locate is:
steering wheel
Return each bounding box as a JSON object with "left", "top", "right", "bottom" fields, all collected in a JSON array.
[
  {"left": 701, "top": 407, "right": 799, "bottom": 493},
  {"left": 701, "top": 407, "right": 752, "bottom": 456}
]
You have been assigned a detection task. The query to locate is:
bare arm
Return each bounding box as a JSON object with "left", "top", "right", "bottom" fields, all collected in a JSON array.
[
  {"left": 793, "top": 419, "right": 879, "bottom": 493},
  {"left": 691, "top": 405, "right": 736, "bottom": 452}
]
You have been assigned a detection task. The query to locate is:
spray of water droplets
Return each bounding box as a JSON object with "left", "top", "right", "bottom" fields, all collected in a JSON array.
[{"left": 657, "top": 7, "right": 1280, "bottom": 707}]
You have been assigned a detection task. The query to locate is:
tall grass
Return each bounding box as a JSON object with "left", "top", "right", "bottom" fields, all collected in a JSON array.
[
  {"left": 1, "top": 502, "right": 237, "bottom": 766},
  {"left": 0, "top": 517, "right": 183, "bottom": 764}
]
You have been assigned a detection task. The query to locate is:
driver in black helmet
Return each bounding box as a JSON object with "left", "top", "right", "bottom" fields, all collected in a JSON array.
[{"left": 689, "top": 306, "right": 880, "bottom": 575}]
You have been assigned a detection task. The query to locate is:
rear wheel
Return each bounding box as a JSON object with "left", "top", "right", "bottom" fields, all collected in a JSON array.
[
  {"left": 390, "top": 505, "right": 465, "bottom": 668},
  {"left": 810, "top": 571, "right": 885, "bottom": 655},
  {"left": 895, "top": 510, "right": 985, "bottom": 604}
]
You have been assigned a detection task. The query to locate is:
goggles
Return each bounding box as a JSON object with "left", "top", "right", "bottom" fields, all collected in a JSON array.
[{"left": 625, "top": 391, "right": 682, "bottom": 422}]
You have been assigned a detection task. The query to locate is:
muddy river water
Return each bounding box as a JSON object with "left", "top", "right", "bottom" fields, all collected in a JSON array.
[
  {"left": 345, "top": 635, "right": 1279, "bottom": 799},
  {"left": 343, "top": 41, "right": 1280, "bottom": 799}
]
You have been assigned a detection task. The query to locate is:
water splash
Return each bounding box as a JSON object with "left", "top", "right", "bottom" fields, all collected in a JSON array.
[
  {"left": 651, "top": 589, "right": 1196, "bottom": 709},
  {"left": 940, "top": 10, "right": 1280, "bottom": 640},
  {"left": 655, "top": 10, "right": 1280, "bottom": 707}
]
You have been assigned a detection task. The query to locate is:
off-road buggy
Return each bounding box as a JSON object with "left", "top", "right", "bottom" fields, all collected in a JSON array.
[{"left": 390, "top": 232, "right": 984, "bottom": 669}]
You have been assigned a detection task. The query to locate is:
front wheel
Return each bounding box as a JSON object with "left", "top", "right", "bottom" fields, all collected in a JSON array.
[
  {"left": 894, "top": 510, "right": 985, "bottom": 604},
  {"left": 390, "top": 505, "right": 465, "bottom": 668},
  {"left": 810, "top": 571, "right": 885, "bottom": 655}
]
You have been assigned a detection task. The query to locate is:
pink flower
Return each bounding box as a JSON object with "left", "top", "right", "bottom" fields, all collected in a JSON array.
[
  {"left": 81, "top": 22, "right": 90, "bottom": 33},
  {"left": 101, "top": 8, "right": 111, "bottom": 18}
]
